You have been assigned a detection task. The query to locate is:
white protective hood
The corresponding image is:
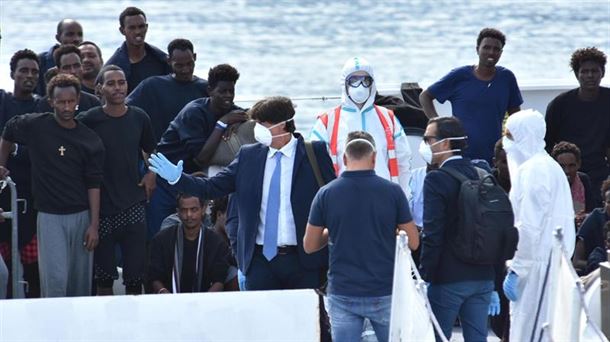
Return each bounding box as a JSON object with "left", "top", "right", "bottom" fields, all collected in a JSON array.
[
  {"left": 340, "top": 57, "right": 377, "bottom": 111},
  {"left": 504, "top": 109, "right": 547, "bottom": 185}
]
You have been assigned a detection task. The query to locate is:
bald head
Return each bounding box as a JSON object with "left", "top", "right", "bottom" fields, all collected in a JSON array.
[{"left": 56, "top": 19, "right": 83, "bottom": 45}]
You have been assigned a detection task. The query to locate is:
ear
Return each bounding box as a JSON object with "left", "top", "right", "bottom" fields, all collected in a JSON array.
[
  {"left": 10, "top": 72, "right": 14, "bottom": 80},
  {"left": 207, "top": 85, "right": 213, "bottom": 95},
  {"left": 119, "top": 26, "right": 125, "bottom": 36},
  {"left": 371, "top": 151, "right": 377, "bottom": 167},
  {"left": 47, "top": 96, "right": 54, "bottom": 107},
  {"left": 343, "top": 154, "right": 348, "bottom": 167},
  {"left": 55, "top": 33, "right": 61, "bottom": 43},
  {"left": 193, "top": 53, "right": 197, "bottom": 61}
]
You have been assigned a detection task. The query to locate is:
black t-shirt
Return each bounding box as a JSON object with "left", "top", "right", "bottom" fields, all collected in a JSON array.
[
  {"left": 147, "top": 226, "right": 230, "bottom": 293},
  {"left": 128, "top": 53, "right": 169, "bottom": 94},
  {"left": 77, "top": 106, "right": 155, "bottom": 216},
  {"left": 0, "top": 90, "right": 41, "bottom": 190},
  {"left": 181, "top": 237, "right": 198, "bottom": 293},
  {"left": 2, "top": 113, "right": 105, "bottom": 214},
  {"left": 126, "top": 75, "right": 208, "bottom": 143},
  {"left": 36, "top": 90, "right": 101, "bottom": 116},
  {"left": 545, "top": 87, "right": 610, "bottom": 174}
]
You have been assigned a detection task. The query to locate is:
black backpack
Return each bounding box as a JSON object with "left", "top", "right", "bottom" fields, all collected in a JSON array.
[{"left": 441, "top": 167, "right": 518, "bottom": 265}]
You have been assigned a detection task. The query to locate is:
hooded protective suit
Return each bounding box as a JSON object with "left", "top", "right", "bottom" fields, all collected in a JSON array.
[
  {"left": 504, "top": 109, "right": 575, "bottom": 342},
  {"left": 309, "top": 57, "right": 412, "bottom": 197}
]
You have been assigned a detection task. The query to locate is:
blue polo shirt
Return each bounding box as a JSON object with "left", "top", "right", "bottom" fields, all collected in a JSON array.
[
  {"left": 308, "top": 170, "right": 412, "bottom": 297},
  {"left": 428, "top": 65, "right": 522, "bottom": 163}
]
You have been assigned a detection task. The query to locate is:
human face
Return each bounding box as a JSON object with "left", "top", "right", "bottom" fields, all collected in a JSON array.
[
  {"left": 577, "top": 60, "right": 604, "bottom": 92},
  {"left": 476, "top": 37, "right": 503, "bottom": 68},
  {"left": 121, "top": 15, "right": 148, "bottom": 47},
  {"left": 178, "top": 197, "right": 204, "bottom": 231},
  {"left": 555, "top": 152, "right": 580, "bottom": 184},
  {"left": 12, "top": 58, "right": 39, "bottom": 94},
  {"left": 50, "top": 86, "right": 79, "bottom": 123},
  {"left": 58, "top": 53, "right": 83, "bottom": 80},
  {"left": 494, "top": 148, "right": 509, "bottom": 180},
  {"left": 56, "top": 21, "right": 83, "bottom": 45},
  {"left": 79, "top": 44, "right": 103, "bottom": 80},
  {"left": 100, "top": 70, "right": 128, "bottom": 105},
  {"left": 169, "top": 49, "right": 196, "bottom": 82},
  {"left": 209, "top": 81, "right": 235, "bottom": 113},
  {"left": 423, "top": 123, "right": 449, "bottom": 165}
]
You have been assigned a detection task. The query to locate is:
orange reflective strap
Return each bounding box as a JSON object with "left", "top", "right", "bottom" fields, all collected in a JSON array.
[{"left": 374, "top": 105, "right": 399, "bottom": 179}]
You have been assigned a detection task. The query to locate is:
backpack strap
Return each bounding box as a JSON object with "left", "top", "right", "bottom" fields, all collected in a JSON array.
[
  {"left": 439, "top": 167, "right": 470, "bottom": 183},
  {"left": 304, "top": 141, "right": 325, "bottom": 188}
]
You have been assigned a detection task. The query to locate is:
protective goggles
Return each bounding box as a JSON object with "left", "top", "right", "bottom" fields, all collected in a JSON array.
[{"left": 346, "top": 75, "right": 373, "bottom": 88}]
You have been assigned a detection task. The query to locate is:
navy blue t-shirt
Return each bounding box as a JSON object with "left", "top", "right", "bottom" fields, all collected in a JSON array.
[
  {"left": 577, "top": 207, "right": 607, "bottom": 257},
  {"left": 428, "top": 65, "right": 523, "bottom": 163},
  {"left": 156, "top": 97, "right": 242, "bottom": 173},
  {"left": 308, "top": 170, "right": 412, "bottom": 297},
  {"left": 127, "top": 75, "right": 208, "bottom": 143}
]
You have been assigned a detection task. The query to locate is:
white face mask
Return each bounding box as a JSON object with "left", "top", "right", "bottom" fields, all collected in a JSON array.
[
  {"left": 418, "top": 137, "right": 467, "bottom": 165},
  {"left": 348, "top": 84, "right": 371, "bottom": 104},
  {"left": 254, "top": 119, "right": 293, "bottom": 146}
]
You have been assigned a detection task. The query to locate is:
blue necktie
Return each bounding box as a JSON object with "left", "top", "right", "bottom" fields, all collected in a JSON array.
[{"left": 263, "top": 152, "right": 282, "bottom": 260}]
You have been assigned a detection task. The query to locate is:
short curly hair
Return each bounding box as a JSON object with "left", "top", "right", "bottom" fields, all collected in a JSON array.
[
  {"left": 570, "top": 47, "right": 606, "bottom": 77},
  {"left": 551, "top": 141, "right": 581, "bottom": 162},
  {"left": 476, "top": 28, "right": 506, "bottom": 48},
  {"left": 208, "top": 64, "right": 240, "bottom": 90},
  {"left": 9, "top": 49, "right": 39, "bottom": 76},
  {"left": 53, "top": 44, "right": 81, "bottom": 68},
  {"left": 46, "top": 73, "right": 81, "bottom": 98}
]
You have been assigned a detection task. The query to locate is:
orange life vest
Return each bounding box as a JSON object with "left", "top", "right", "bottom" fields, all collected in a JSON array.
[{"left": 318, "top": 105, "right": 399, "bottom": 182}]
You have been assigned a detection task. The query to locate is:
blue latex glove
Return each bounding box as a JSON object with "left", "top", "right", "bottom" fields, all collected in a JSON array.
[
  {"left": 503, "top": 271, "right": 520, "bottom": 302},
  {"left": 148, "top": 153, "right": 183, "bottom": 184},
  {"left": 488, "top": 291, "right": 500, "bottom": 316}
]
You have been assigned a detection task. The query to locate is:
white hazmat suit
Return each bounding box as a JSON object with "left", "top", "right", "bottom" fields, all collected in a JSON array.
[
  {"left": 309, "top": 57, "right": 412, "bottom": 196},
  {"left": 504, "top": 109, "right": 575, "bottom": 342}
]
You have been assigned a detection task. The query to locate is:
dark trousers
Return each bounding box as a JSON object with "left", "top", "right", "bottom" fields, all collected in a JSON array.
[{"left": 245, "top": 247, "right": 320, "bottom": 290}]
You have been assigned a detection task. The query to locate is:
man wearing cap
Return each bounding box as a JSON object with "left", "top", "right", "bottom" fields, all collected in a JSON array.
[{"left": 310, "top": 57, "right": 412, "bottom": 197}]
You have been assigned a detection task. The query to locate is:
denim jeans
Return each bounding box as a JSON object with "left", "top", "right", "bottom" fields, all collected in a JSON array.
[
  {"left": 327, "top": 294, "right": 391, "bottom": 342},
  {"left": 427, "top": 280, "right": 494, "bottom": 342}
]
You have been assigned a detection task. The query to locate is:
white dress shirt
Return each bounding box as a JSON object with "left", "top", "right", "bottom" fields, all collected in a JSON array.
[{"left": 256, "top": 136, "right": 298, "bottom": 246}]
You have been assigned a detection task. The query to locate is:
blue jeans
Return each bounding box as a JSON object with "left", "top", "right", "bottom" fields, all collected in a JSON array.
[
  {"left": 327, "top": 294, "right": 391, "bottom": 342},
  {"left": 427, "top": 280, "right": 493, "bottom": 342}
]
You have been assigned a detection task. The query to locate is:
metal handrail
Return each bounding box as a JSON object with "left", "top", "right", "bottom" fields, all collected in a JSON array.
[{"left": 0, "top": 177, "right": 22, "bottom": 299}]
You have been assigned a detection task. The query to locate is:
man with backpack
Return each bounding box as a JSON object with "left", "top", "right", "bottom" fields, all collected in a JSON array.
[{"left": 419, "top": 116, "right": 509, "bottom": 341}]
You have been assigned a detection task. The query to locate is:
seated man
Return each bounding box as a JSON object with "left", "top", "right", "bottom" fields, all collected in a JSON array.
[
  {"left": 148, "top": 193, "right": 230, "bottom": 293},
  {"left": 573, "top": 179, "right": 610, "bottom": 275},
  {"left": 551, "top": 141, "right": 595, "bottom": 227}
]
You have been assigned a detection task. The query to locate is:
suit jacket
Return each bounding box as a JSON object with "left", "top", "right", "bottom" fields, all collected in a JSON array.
[
  {"left": 419, "top": 157, "right": 495, "bottom": 284},
  {"left": 172, "top": 134, "right": 335, "bottom": 274}
]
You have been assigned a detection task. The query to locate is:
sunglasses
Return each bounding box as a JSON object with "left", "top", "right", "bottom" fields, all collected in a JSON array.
[{"left": 347, "top": 75, "right": 373, "bottom": 88}]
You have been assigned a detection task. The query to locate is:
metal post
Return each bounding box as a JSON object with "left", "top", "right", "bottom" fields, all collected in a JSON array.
[
  {"left": 0, "top": 177, "right": 21, "bottom": 299},
  {"left": 601, "top": 252, "right": 610, "bottom": 339}
]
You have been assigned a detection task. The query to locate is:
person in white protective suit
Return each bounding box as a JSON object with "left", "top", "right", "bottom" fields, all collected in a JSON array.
[
  {"left": 309, "top": 57, "right": 412, "bottom": 196},
  {"left": 502, "top": 109, "right": 576, "bottom": 342}
]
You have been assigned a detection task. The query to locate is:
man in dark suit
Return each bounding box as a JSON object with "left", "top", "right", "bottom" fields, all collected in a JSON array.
[
  {"left": 418, "top": 116, "right": 496, "bottom": 341},
  {"left": 148, "top": 96, "right": 335, "bottom": 290}
]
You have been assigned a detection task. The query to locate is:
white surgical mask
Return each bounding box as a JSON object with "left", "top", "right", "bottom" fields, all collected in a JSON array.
[
  {"left": 254, "top": 119, "right": 294, "bottom": 146},
  {"left": 502, "top": 136, "right": 514, "bottom": 151},
  {"left": 418, "top": 137, "right": 467, "bottom": 165},
  {"left": 348, "top": 84, "right": 371, "bottom": 104}
]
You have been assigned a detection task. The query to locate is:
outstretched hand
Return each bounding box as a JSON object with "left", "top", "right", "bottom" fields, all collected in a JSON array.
[{"left": 148, "top": 153, "right": 183, "bottom": 184}]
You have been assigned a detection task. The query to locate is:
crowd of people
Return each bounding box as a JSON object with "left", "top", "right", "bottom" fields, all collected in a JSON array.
[{"left": 0, "top": 6, "right": 608, "bottom": 341}]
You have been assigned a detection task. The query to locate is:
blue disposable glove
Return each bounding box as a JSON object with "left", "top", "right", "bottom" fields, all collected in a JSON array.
[
  {"left": 148, "top": 153, "right": 183, "bottom": 184},
  {"left": 488, "top": 291, "right": 500, "bottom": 316},
  {"left": 503, "top": 271, "right": 520, "bottom": 302}
]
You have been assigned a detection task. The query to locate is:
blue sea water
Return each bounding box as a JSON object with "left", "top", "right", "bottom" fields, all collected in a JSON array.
[{"left": 0, "top": 0, "right": 608, "bottom": 130}]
